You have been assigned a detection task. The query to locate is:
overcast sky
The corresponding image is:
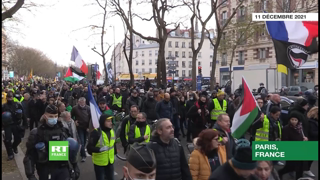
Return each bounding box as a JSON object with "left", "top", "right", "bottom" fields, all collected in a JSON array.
[{"left": 5, "top": 0, "right": 216, "bottom": 73}]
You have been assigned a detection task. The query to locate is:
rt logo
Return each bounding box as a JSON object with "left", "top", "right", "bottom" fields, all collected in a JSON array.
[{"left": 49, "top": 141, "right": 69, "bottom": 161}]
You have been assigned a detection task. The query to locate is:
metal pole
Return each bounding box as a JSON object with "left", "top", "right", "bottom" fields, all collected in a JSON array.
[{"left": 113, "top": 26, "right": 116, "bottom": 84}]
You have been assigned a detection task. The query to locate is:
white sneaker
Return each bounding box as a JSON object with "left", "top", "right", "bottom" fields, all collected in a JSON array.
[
  {"left": 304, "top": 171, "right": 315, "bottom": 177},
  {"left": 277, "top": 161, "right": 285, "bottom": 166}
]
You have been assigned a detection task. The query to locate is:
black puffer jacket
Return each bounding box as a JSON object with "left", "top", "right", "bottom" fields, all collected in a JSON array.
[
  {"left": 147, "top": 136, "right": 192, "bottom": 180},
  {"left": 289, "top": 104, "right": 308, "bottom": 136},
  {"left": 308, "top": 118, "right": 318, "bottom": 141}
]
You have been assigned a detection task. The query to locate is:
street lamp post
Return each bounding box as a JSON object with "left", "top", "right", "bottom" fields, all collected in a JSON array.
[{"left": 166, "top": 55, "right": 177, "bottom": 88}]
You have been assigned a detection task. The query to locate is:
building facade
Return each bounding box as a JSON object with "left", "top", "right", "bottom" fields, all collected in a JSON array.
[
  {"left": 2, "top": 28, "right": 10, "bottom": 80},
  {"left": 110, "top": 43, "right": 124, "bottom": 78},
  {"left": 216, "top": 0, "right": 318, "bottom": 88}
]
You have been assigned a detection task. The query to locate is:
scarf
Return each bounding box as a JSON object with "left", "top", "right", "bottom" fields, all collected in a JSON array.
[{"left": 290, "top": 122, "right": 303, "bottom": 134}]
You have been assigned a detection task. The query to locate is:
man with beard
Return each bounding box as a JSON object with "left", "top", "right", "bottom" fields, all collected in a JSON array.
[
  {"left": 120, "top": 105, "right": 139, "bottom": 152},
  {"left": 128, "top": 112, "right": 151, "bottom": 144},
  {"left": 142, "top": 92, "right": 157, "bottom": 123},
  {"left": 110, "top": 88, "right": 125, "bottom": 112},
  {"left": 125, "top": 89, "right": 142, "bottom": 114},
  {"left": 147, "top": 119, "right": 192, "bottom": 180},
  {"left": 186, "top": 95, "right": 210, "bottom": 139}
]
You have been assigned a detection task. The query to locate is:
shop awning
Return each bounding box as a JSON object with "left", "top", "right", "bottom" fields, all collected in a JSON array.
[
  {"left": 119, "top": 73, "right": 139, "bottom": 80},
  {"left": 298, "top": 60, "right": 318, "bottom": 69},
  {"left": 142, "top": 73, "right": 157, "bottom": 79}
]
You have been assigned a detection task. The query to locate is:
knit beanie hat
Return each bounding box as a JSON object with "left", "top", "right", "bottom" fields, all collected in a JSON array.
[
  {"left": 307, "top": 95, "right": 317, "bottom": 106},
  {"left": 217, "top": 90, "right": 225, "bottom": 97},
  {"left": 289, "top": 111, "right": 301, "bottom": 122},
  {"left": 299, "top": 98, "right": 308, "bottom": 107},
  {"left": 231, "top": 139, "right": 257, "bottom": 170}
]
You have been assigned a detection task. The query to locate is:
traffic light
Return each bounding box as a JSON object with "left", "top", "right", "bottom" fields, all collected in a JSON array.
[{"left": 198, "top": 66, "right": 202, "bottom": 75}]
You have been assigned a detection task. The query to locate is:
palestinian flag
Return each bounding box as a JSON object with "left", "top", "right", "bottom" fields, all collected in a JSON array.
[
  {"left": 231, "top": 77, "right": 259, "bottom": 139},
  {"left": 64, "top": 67, "right": 85, "bottom": 83}
]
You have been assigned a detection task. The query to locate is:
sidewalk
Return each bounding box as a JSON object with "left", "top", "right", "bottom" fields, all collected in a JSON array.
[{"left": 2, "top": 138, "right": 27, "bottom": 180}]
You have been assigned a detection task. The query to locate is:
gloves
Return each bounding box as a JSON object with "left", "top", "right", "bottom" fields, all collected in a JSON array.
[{"left": 99, "top": 146, "right": 108, "bottom": 152}]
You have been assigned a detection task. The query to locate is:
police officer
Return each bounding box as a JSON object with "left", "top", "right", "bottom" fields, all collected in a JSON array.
[
  {"left": 2, "top": 91, "right": 27, "bottom": 160},
  {"left": 122, "top": 143, "right": 156, "bottom": 180},
  {"left": 23, "top": 104, "right": 80, "bottom": 180},
  {"left": 87, "top": 114, "right": 117, "bottom": 180},
  {"left": 208, "top": 90, "right": 228, "bottom": 127},
  {"left": 128, "top": 112, "right": 151, "bottom": 144}
]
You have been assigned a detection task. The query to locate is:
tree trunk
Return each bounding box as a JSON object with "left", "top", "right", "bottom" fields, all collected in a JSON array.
[
  {"left": 210, "top": 37, "right": 221, "bottom": 90},
  {"left": 192, "top": 55, "right": 197, "bottom": 90},
  {"left": 229, "top": 47, "right": 236, "bottom": 88},
  {"left": 158, "top": 41, "right": 166, "bottom": 87},
  {"left": 103, "top": 57, "right": 108, "bottom": 85},
  {"left": 128, "top": 29, "right": 134, "bottom": 87},
  {"left": 2, "top": 0, "right": 24, "bottom": 21}
]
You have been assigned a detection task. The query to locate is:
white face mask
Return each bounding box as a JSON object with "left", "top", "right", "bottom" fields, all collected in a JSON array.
[{"left": 124, "top": 167, "right": 155, "bottom": 180}]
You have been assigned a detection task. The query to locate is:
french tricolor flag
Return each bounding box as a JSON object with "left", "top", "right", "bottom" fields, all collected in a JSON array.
[
  {"left": 266, "top": 20, "right": 318, "bottom": 74},
  {"left": 71, "top": 46, "right": 89, "bottom": 74},
  {"left": 88, "top": 83, "right": 101, "bottom": 129},
  {"left": 266, "top": 21, "right": 318, "bottom": 46}
]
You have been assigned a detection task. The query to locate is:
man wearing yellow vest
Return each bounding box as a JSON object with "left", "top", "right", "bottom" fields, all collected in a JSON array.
[
  {"left": 128, "top": 112, "right": 151, "bottom": 144},
  {"left": 119, "top": 105, "right": 138, "bottom": 153},
  {"left": 109, "top": 88, "right": 124, "bottom": 112},
  {"left": 13, "top": 90, "right": 24, "bottom": 103},
  {"left": 208, "top": 90, "right": 228, "bottom": 127},
  {"left": 252, "top": 106, "right": 282, "bottom": 142},
  {"left": 87, "top": 114, "right": 117, "bottom": 180}
]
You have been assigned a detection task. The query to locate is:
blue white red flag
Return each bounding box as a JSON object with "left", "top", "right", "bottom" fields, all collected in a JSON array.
[{"left": 88, "top": 83, "right": 101, "bottom": 129}]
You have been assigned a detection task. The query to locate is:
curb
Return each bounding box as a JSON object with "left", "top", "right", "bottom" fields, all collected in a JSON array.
[{"left": 15, "top": 145, "right": 28, "bottom": 180}]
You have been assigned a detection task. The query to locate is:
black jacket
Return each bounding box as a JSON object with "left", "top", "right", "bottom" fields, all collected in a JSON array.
[
  {"left": 185, "top": 99, "right": 196, "bottom": 113},
  {"left": 289, "top": 104, "right": 308, "bottom": 136},
  {"left": 142, "top": 98, "right": 157, "bottom": 120},
  {"left": 252, "top": 115, "right": 282, "bottom": 141},
  {"left": 125, "top": 96, "right": 142, "bottom": 114},
  {"left": 2, "top": 101, "right": 27, "bottom": 127},
  {"left": 98, "top": 92, "right": 111, "bottom": 104},
  {"left": 28, "top": 99, "right": 40, "bottom": 121},
  {"left": 120, "top": 89, "right": 130, "bottom": 105},
  {"left": 308, "top": 118, "right": 318, "bottom": 141},
  {"left": 119, "top": 115, "right": 136, "bottom": 147},
  {"left": 170, "top": 96, "right": 180, "bottom": 116},
  {"left": 179, "top": 101, "right": 187, "bottom": 120},
  {"left": 147, "top": 136, "right": 192, "bottom": 180},
  {"left": 209, "top": 161, "right": 259, "bottom": 180},
  {"left": 155, "top": 100, "right": 173, "bottom": 120},
  {"left": 186, "top": 101, "right": 210, "bottom": 128},
  {"left": 213, "top": 123, "right": 236, "bottom": 160},
  {"left": 21, "top": 99, "right": 31, "bottom": 119}
]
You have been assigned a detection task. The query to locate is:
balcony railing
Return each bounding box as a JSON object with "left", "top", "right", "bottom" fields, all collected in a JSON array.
[
  {"left": 221, "top": 61, "right": 227, "bottom": 66},
  {"left": 238, "top": 60, "right": 245, "bottom": 65}
]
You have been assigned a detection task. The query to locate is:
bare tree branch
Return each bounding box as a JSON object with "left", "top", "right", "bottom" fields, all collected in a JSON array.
[{"left": 2, "top": 0, "right": 24, "bottom": 21}]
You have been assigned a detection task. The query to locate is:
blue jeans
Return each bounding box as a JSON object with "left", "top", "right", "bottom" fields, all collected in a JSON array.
[
  {"left": 94, "top": 164, "right": 114, "bottom": 180},
  {"left": 172, "top": 116, "right": 180, "bottom": 138},
  {"left": 77, "top": 127, "right": 87, "bottom": 158}
]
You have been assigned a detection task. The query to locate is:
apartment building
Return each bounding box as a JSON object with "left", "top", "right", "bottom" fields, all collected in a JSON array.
[
  {"left": 110, "top": 43, "right": 124, "bottom": 78},
  {"left": 216, "top": 0, "right": 318, "bottom": 88},
  {"left": 116, "top": 27, "right": 215, "bottom": 80}
]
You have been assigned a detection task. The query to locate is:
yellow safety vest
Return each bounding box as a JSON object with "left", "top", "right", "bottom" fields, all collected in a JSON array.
[
  {"left": 255, "top": 115, "right": 282, "bottom": 141},
  {"left": 210, "top": 98, "right": 227, "bottom": 120},
  {"left": 13, "top": 97, "right": 24, "bottom": 103},
  {"left": 134, "top": 125, "right": 151, "bottom": 143},
  {"left": 92, "top": 128, "right": 115, "bottom": 166},
  {"left": 125, "top": 121, "right": 130, "bottom": 140},
  {"left": 112, "top": 94, "right": 122, "bottom": 108}
]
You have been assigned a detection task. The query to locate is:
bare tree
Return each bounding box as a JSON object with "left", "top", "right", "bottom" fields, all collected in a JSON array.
[
  {"left": 205, "top": 0, "right": 244, "bottom": 90},
  {"left": 183, "top": 0, "right": 214, "bottom": 90},
  {"left": 110, "top": 0, "right": 136, "bottom": 86},
  {"left": 90, "top": 0, "right": 112, "bottom": 85},
  {"left": 217, "top": 3, "right": 262, "bottom": 87},
  {"left": 2, "top": 0, "right": 24, "bottom": 21},
  {"left": 121, "top": 0, "right": 183, "bottom": 87}
]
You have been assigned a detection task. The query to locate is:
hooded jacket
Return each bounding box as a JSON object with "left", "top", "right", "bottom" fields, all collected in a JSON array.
[
  {"left": 213, "top": 123, "right": 236, "bottom": 160},
  {"left": 147, "top": 136, "right": 192, "bottom": 180}
]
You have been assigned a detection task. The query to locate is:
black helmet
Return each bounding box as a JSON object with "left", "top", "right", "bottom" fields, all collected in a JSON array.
[{"left": 2, "top": 111, "right": 13, "bottom": 126}]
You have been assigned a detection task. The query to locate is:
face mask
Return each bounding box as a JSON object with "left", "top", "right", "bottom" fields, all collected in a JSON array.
[{"left": 47, "top": 118, "right": 58, "bottom": 126}]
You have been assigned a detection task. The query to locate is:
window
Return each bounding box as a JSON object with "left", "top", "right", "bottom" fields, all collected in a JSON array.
[
  {"left": 189, "top": 42, "right": 191, "bottom": 48},
  {"left": 189, "top": 61, "right": 192, "bottom": 68},
  {"left": 198, "top": 52, "right": 202, "bottom": 58},
  {"left": 176, "top": 70, "right": 179, "bottom": 77},
  {"left": 136, "top": 69, "right": 139, "bottom": 73},
  {"left": 136, "top": 60, "right": 139, "bottom": 65},
  {"left": 261, "top": 0, "right": 267, "bottom": 10},
  {"left": 175, "top": 51, "right": 179, "bottom": 57},
  {"left": 142, "top": 60, "right": 145, "bottom": 65},
  {"left": 149, "top": 50, "right": 152, "bottom": 56},
  {"left": 155, "top": 59, "right": 158, "bottom": 65},
  {"left": 142, "top": 51, "right": 144, "bottom": 57},
  {"left": 198, "top": 61, "right": 201, "bottom": 66},
  {"left": 259, "top": 48, "right": 266, "bottom": 59},
  {"left": 188, "top": 70, "right": 192, "bottom": 77},
  {"left": 175, "top": 42, "right": 179, "bottom": 48},
  {"left": 302, "top": 69, "right": 314, "bottom": 83},
  {"left": 210, "top": 62, "right": 212, "bottom": 67},
  {"left": 222, "top": 0, "right": 227, "bottom": 5},
  {"left": 136, "top": 51, "right": 138, "bottom": 57},
  {"left": 238, "top": 51, "right": 245, "bottom": 65},
  {"left": 222, "top": 32, "right": 226, "bottom": 40},
  {"left": 182, "top": 70, "right": 186, "bottom": 76},
  {"left": 168, "top": 41, "right": 172, "bottom": 47},
  {"left": 149, "top": 68, "right": 152, "bottom": 73},
  {"left": 149, "top": 59, "right": 152, "bottom": 65},
  {"left": 189, "top": 52, "right": 192, "bottom": 58},
  {"left": 168, "top": 51, "right": 172, "bottom": 57},
  {"left": 155, "top": 50, "right": 158, "bottom": 56},
  {"left": 182, "top": 61, "right": 186, "bottom": 68},
  {"left": 222, "top": 11, "right": 227, "bottom": 20},
  {"left": 239, "top": 6, "right": 245, "bottom": 16},
  {"left": 182, "top": 52, "right": 186, "bottom": 58},
  {"left": 182, "top": 42, "right": 186, "bottom": 48},
  {"left": 221, "top": 53, "right": 227, "bottom": 66},
  {"left": 142, "top": 68, "right": 145, "bottom": 73}
]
